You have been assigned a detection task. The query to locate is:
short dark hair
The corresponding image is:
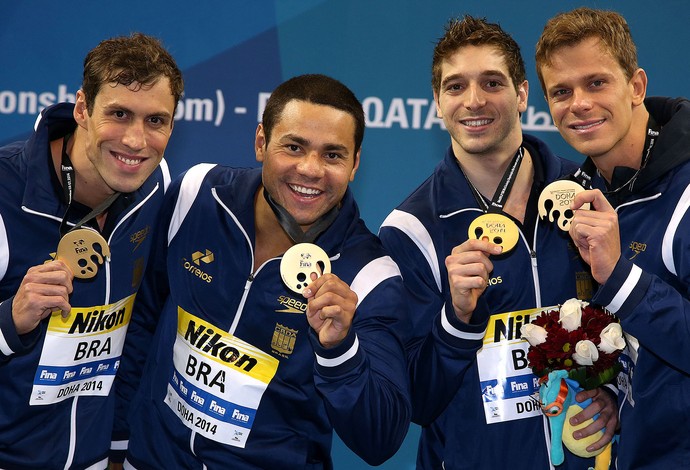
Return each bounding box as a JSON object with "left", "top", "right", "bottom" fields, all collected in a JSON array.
[
  {"left": 432, "top": 15, "right": 526, "bottom": 94},
  {"left": 535, "top": 7, "right": 638, "bottom": 94},
  {"left": 261, "top": 74, "right": 365, "bottom": 154},
  {"left": 81, "top": 32, "right": 184, "bottom": 113}
]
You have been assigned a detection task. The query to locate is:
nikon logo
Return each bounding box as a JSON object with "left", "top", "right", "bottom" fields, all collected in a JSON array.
[
  {"left": 182, "top": 249, "right": 214, "bottom": 283},
  {"left": 68, "top": 307, "right": 126, "bottom": 334}
]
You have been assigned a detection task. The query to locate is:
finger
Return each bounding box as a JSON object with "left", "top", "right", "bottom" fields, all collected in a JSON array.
[{"left": 452, "top": 239, "right": 503, "bottom": 256}]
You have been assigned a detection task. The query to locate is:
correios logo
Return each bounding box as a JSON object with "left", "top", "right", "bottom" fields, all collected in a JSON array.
[{"left": 182, "top": 249, "right": 214, "bottom": 283}]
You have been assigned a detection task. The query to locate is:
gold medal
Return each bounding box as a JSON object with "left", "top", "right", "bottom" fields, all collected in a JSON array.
[
  {"left": 55, "top": 227, "right": 110, "bottom": 279},
  {"left": 468, "top": 213, "right": 520, "bottom": 252},
  {"left": 538, "top": 180, "right": 590, "bottom": 231},
  {"left": 280, "top": 243, "right": 332, "bottom": 294}
]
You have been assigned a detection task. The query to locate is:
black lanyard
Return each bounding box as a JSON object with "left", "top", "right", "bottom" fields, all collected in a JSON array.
[
  {"left": 571, "top": 116, "right": 660, "bottom": 194},
  {"left": 263, "top": 188, "right": 339, "bottom": 244},
  {"left": 460, "top": 147, "right": 524, "bottom": 214},
  {"left": 58, "top": 133, "right": 119, "bottom": 237}
]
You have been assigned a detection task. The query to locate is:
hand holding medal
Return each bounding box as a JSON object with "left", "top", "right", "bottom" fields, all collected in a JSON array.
[{"left": 538, "top": 180, "right": 590, "bottom": 231}]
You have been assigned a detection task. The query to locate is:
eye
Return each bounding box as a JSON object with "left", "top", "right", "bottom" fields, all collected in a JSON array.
[
  {"left": 148, "top": 116, "right": 167, "bottom": 127},
  {"left": 324, "top": 152, "right": 342, "bottom": 160},
  {"left": 486, "top": 80, "right": 500, "bottom": 88},
  {"left": 591, "top": 79, "right": 605, "bottom": 88},
  {"left": 114, "top": 110, "right": 127, "bottom": 119}
]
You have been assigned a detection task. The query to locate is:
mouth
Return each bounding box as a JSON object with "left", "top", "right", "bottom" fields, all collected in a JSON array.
[
  {"left": 113, "top": 152, "right": 144, "bottom": 166},
  {"left": 460, "top": 118, "right": 493, "bottom": 128},
  {"left": 569, "top": 119, "right": 605, "bottom": 131},
  {"left": 289, "top": 184, "right": 322, "bottom": 198}
]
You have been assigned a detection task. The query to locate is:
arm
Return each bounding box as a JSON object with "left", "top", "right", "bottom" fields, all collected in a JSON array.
[
  {"left": 0, "top": 260, "right": 73, "bottom": 362},
  {"left": 308, "top": 256, "right": 411, "bottom": 466},
  {"left": 570, "top": 189, "right": 690, "bottom": 372},
  {"left": 379, "top": 213, "right": 491, "bottom": 425},
  {"left": 110, "top": 183, "right": 178, "bottom": 463}
]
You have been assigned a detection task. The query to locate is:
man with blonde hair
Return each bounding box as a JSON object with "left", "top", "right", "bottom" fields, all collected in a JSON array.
[{"left": 537, "top": 7, "right": 690, "bottom": 468}]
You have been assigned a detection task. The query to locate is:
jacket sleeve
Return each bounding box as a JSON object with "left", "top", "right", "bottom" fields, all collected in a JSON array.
[
  {"left": 593, "top": 254, "right": 690, "bottom": 374},
  {"left": 311, "top": 256, "right": 411, "bottom": 466},
  {"left": 379, "top": 211, "right": 486, "bottom": 426},
  {"left": 110, "top": 179, "right": 179, "bottom": 461}
]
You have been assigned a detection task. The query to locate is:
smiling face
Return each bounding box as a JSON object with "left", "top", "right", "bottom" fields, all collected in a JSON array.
[
  {"left": 72, "top": 77, "right": 176, "bottom": 206},
  {"left": 434, "top": 44, "right": 527, "bottom": 160},
  {"left": 256, "top": 99, "right": 360, "bottom": 232},
  {"left": 540, "top": 37, "right": 647, "bottom": 171}
]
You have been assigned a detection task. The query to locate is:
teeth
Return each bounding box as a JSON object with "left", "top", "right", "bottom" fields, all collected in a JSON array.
[
  {"left": 290, "top": 184, "right": 321, "bottom": 196},
  {"left": 115, "top": 154, "right": 142, "bottom": 166},
  {"left": 573, "top": 120, "right": 603, "bottom": 130},
  {"left": 462, "top": 119, "right": 492, "bottom": 127}
]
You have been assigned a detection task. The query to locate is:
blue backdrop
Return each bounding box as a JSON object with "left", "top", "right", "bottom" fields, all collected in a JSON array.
[{"left": 1, "top": 1, "right": 687, "bottom": 468}]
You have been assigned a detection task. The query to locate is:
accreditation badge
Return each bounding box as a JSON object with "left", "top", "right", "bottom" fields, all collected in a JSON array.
[
  {"left": 30, "top": 294, "right": 135, "bottom": 405},
  {"left": 166, "top": 308, "right": 279, "bottom": 447},
  {"left": 477, "top": 306, "right": 555, "bottom": 424},
  {"left": 537, "top": 180, "right": 589, "bottom": 231},
  {"left": 468, "top": 213, "right": 519, "bottom": 252},
  {"left": 56, "top": 227, "right": 110, "bottom": 279},
  {"left": 280, "top": 243, "right": 331, "bottom": 293}
]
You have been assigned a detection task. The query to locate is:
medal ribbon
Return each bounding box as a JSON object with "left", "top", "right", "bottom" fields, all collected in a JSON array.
[
  {"left": 58, "top": 133, "right": 120, "bottom": 237},
  {"left": 262, "top": 188, "right": 339, "bottom": 244},
  {"left": 461, "top": 147, "right": 524, "bottom": 214},
  {"left": 571, "top": 116, "right": 660, "bottom": 194}
]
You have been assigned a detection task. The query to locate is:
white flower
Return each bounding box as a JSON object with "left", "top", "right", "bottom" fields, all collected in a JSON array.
[
  {"left": 559, "top": 298, "right": 587, "bottom": 332},
  {"left": 598, "top": 323, "right": 626, "bottom": 354},
  {"left": 573, "top": 340, "right": 599, "bottom": 366},
  {"left": 520, "top": 323, "right": 548, "bottom": 346}
]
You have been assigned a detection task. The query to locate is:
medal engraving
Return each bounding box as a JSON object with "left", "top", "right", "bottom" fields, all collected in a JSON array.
[
  {"left": 280, "top": 243, "right": 331, "bottom": 293},
  {"left": 56, "top": 227, "right": 110, "bottom": 279},
  {"left": 468, "top": 213, "right": 520, "bottom": 252},
  {"left": 538, "top": 180, "right": 589, "bottom": 231}
]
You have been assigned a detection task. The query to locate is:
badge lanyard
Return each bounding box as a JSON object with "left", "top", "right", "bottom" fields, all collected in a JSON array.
[
  {"left": 571, "top": 117, "right": 660, "bottom": 194},
  {"left": 462, "top": 147, "right": 524, "bottom": 252},
  {"left": 55, "top": 133, "right": 118, "bottom": 278}
]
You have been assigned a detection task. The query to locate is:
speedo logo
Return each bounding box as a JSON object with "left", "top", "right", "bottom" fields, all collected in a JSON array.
[
  {"left": 181, "top": 249, "right": 214, "bottom": 283},
  {"left": 276, "top": 295, "right": 307, "bottom": 314},
  {"left": 629, "top": 241, "right": 647, "bottom": 260}
]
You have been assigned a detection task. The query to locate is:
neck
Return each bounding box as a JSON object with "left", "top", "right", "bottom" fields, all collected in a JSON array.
[
  {"left": 50, "top": 130, "right": 116, "bottom": 209},
  {"left": 457, "top": 145, "right": 534, "bottom": 224},
  {"left": 592, "top": 107, "right": 651, "bottom": 183},
  {"left": 254, "top": 186, "right": 293, "bottom": 270}
]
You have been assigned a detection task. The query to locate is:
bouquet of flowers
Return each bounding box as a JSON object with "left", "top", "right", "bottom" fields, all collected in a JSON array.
[
  {"left": 519, "top": 299, "right": 625, "bottom": 467},
  {"left": 520, "top": 298, "right": 625, "bottom": 389}
]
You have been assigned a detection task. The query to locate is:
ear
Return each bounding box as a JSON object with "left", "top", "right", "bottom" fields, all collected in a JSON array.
[
  {"left": 73, "top": 90, "right": 89, "bottom": 129},
  {"left": 349, "top": 149, "right": 361, "bottom": 182},
  {"left": 517, "top": 80, "right": 529, "bottom": 114},
  {"left": 630, "top": 68, "right": 647, "bottom": 107},
  {"left": 255, "top": 123, "right": 267, "bottom": 163},
  {"left": 433, "top": 91, "right": 442, "bottom": 118}
]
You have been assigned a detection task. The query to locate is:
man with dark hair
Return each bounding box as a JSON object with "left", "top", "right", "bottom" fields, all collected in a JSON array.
[
  {"left": 537, "top": 7, "right": 690, "bottom": 468},
  {"left": 114, "top": 74, "right": 411, "bottom": 468},
  {"left": 380, "top": 15, "right": 616, "bottom": 469},
  {"left": 0, "top": 32, "right": 182, "bottom": 469}
]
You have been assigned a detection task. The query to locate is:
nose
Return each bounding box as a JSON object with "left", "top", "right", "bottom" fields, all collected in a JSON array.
[
  {"left": 122, "top": 120, "right": 146, "bottom": 151},
  {"left": 296, "top": 151, "right": 324, "bottom": 178},
  {"left": 570, "top": 88, "right": 593, "bottom": 114},
  {"left": 464, "top": 84, "right": 486, "bottom": 110}
]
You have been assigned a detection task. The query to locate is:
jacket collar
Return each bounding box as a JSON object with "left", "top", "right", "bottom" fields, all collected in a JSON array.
[{"left": 212, "top": 167, "right": 361, "bottom": 256}]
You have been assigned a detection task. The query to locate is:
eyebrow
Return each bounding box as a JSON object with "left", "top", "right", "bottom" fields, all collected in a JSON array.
[
  {"left": 281, "top": 133, "right": 350, "bottom": 153},
  {"left": 103, "top": 103, "right": 173, "bottom": 120},
  {"left": 440, "top": 70, "right": 509, "bottom": 88}
]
